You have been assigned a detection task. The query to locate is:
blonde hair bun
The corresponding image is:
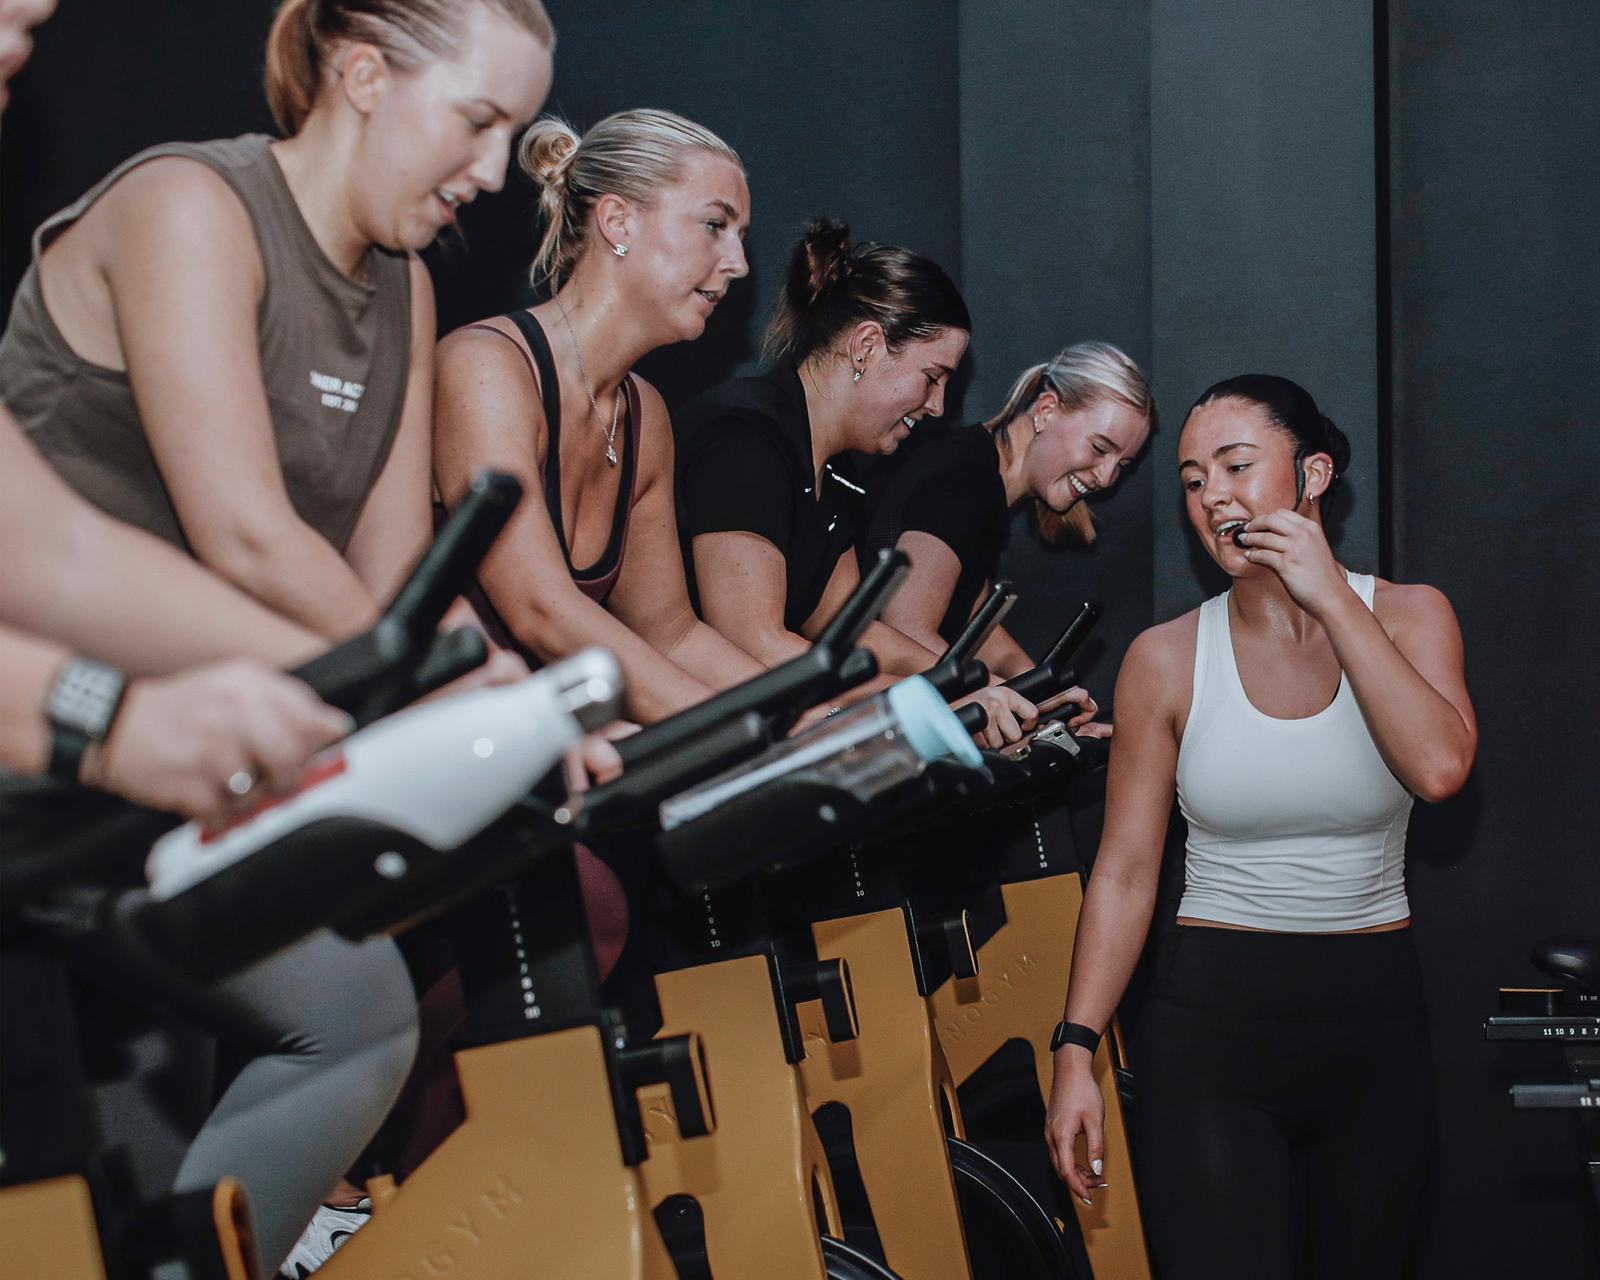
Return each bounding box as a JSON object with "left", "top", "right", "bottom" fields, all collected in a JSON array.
[
  {"left": 521, "top": 108, "right": 743, "bottom": 287},
  {"left": 518, "top": 117, "right": 581, "bottom": 192}
]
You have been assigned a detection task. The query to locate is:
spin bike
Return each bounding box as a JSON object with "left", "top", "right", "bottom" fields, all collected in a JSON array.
[
  {"left": 117, "top": 553, "right": 929, "bottom": 1278},
  {"left": 1486, "top": 934, "right": 1600, "bottom": 1233},
  {"left": 0, "top": 471, "right": 539, "bottom": 1279}
]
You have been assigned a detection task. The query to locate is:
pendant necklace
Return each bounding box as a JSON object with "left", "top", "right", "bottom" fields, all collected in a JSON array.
[{"left": 554, "top": 292, "right": 621, "bottom": 466}]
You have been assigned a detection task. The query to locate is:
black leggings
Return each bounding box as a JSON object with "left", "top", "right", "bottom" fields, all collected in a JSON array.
[{"left": 1134, "top": 926, "right": 1433, "bottom": 1280}]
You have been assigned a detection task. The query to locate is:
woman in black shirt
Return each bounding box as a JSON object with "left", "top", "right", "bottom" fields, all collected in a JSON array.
[
  {"left": 862, "top": 343, "right": 1154, "bottom": 693},
  {"left": 677, "top": 219, "right": 1039, "bottom": 740}
]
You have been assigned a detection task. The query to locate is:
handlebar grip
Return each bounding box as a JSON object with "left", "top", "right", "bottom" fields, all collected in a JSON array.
[
  {"left": 619, "top": 558, "right": 905, "bottom": 770},
  {"left": 925, "top": 658, "right": 989, "bottom": 701},
  {"left": 1001, "top": 601, "right": 1099, "bottom": 706},
  {"left": 1003, "top": 664, "right": 1077, "bottom": 705},
  {"left": 578, "top": 711, "right": 771, "bottom": 831},
  {"left": 833, "top": 647, "right": 880, "bottom": 696},
  {"left": 956, "top": 702, "right": 989, "bottom": 735},
  {"left": 614, "top": 649, "right": 834, "bottom": 770}
]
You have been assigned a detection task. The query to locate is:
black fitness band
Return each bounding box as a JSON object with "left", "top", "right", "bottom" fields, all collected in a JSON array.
[{"left": 1050, "top": 1019, "right": 1101, "bottom": 1056}]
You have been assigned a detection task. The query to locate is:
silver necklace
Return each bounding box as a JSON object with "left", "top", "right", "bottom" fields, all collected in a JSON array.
[{"left": 553, "top": 292, "right": 621, "bottom": 466}]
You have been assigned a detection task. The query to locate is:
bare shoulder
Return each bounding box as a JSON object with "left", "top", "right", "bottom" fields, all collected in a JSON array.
[
  {"left": 434, "top": 318, "right": 546, "bottom": 462},
  {"left": 1123, "top": 611, "right": 1199, "bottom": 686},
  {"left": 628, "top": 373, "right": 674, "bottom": 472},
  {"left": 1114, "top": 610, "right": 1198, "bottom": 726},
  {"left": 1372, "top": 577, "right": 1460, "bottom": 638},
  {"left": 99, "top": 156, "right": 253, "bottom": 245},
  {"left": 629, "top": 371, "right": 668, "bottom": 419},
  {"left": 436, "top": 317, "right": 537, "bottom": 393}
]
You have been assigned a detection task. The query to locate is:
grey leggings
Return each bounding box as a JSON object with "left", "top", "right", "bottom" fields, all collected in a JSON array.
[{"left": 83, "top": 893, "right": 420, "bottom": 1277}]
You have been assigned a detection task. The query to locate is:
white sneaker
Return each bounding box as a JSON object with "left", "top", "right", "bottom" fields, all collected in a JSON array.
[{"left": 278, "top": 1200, "right": 372, "bottom": 1277}]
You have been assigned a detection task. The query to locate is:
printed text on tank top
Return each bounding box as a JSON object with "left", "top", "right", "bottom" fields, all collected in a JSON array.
[{"left": 0, "top": 135, "right": 410, "bottom": 553}]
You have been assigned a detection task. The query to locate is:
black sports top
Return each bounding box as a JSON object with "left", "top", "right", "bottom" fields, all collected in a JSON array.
[
  {"left": 859, "top": 425, "right": 1011, "bottom": 645},
  {"left": 448, "top": 310, "right": 639, "bottom": 660},
  {"left": 675, "top": 365, "right": 868, "bottom": 632}
]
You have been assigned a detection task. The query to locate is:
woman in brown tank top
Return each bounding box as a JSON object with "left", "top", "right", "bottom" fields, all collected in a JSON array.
[
  {"left": 434, "top": 109, "right": 768, "bottom": 726},
  {"left": 0, "top": 5, "right": 560, "bottom": 1278},
  {"left": 0, "top": 0, "right": 347, "bottom": 819},
  {"left": 0, "top": 0, "right": 553, "bottom": 645}
]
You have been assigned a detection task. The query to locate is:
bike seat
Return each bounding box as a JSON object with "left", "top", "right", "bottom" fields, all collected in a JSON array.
[{"left": 1531, "top": 936, "right": 1600, "bottom": 994}]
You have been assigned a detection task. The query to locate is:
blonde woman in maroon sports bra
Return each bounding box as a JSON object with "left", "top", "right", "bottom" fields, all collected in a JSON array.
[{"left": 433, "top": 109, "right": 768, "bottom": 724}]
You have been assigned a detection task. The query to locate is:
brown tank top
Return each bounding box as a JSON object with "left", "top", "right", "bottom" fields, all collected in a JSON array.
[{"left": 0, "top": 134, "right": 411, "bottom": 553}]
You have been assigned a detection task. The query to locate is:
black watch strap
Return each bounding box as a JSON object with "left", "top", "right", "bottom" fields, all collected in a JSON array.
[
  {"left": 1049, "top": 1019, "right": 1102, "bottom": 1056},
  {"left": 45, "top": 658, "right": 128, "bottom": 783}
]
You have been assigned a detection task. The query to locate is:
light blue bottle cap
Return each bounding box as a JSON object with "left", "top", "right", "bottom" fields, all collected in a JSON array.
[{"left": 886, "top": 675, "right": 983, "bottom": 768}]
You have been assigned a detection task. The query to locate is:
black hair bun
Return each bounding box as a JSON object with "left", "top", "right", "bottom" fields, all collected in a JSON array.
[
  {"left": 789, "top": 218, "right": 853, "bottom": 308},
  {"left": 1317, "top": 413, "right": 1352, "bottom": 482}
]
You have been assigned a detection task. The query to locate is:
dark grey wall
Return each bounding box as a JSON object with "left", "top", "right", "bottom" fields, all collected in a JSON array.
[
  {"left": 0, "top": 2, "right": 279, "bottom": 304},
  {"left": 2, "top": 3, "right": 1595, "bottom": 1274},
  {"left": 1389, "top": 4, "right": 1600, "bottom": 1275},
  {"left": 446, "top": 0, "right": 962, "bottom": 410},
  {"left": 1150, "top": 0, "right": 1381, "bottom": 618},
  {"left": 959, "top": 3, "right": 1155, "bottom": 702}
]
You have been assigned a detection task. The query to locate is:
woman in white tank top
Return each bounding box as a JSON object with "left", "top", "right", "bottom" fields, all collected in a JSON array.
[{"left": 1044, "top": 375, "right": 1477, "bottom": 1278}]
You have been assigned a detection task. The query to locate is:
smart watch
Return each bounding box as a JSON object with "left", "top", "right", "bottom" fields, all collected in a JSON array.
[
  {"left": 1049, "top": 1019, "right": 1102, "bottom": 1056},
  {"left": 45, "top": 658, "right": 128, "bottom": 782}
]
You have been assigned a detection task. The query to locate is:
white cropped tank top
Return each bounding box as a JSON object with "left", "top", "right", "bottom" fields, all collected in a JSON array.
[{"left": 1175, "top": 572, "right": 1413, "bottom": 932}]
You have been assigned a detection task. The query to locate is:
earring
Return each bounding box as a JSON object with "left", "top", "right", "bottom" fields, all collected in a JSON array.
[
  {"left": 1032, "top": 416, "right": 1042, "bottom": 436},
  {"left": 852, "top": 370, "right": 862, "bottom": 383},
  {"left": 611, "top": 243, "right": 629, "bottom": 258}
]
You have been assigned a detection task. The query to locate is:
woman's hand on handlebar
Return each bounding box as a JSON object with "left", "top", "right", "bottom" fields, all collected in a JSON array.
[
  {"left": 1034, "top": 684, "right": 1101, "bottom": 733},
  {"left": 959, "top": 686, "right": 1037, "bottom": 748},
  {"left": 560, "top": 720, "right": 638, "bottom": 793},
  {"left": 81, "top": 659, "right": 352, "bottom": 822},
  {"left": 1045, "top": 1050, "right": 1110, "bottom": 1207}
]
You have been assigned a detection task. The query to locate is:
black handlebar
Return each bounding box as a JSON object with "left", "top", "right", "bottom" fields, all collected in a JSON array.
[
  {"left": 816, "top": 548, "right": 910, "bottom": 652},
  {"left": 947, "top": 581, "right": 1016, "bottom": 665},
  {"left": 927, "top": 658, "right": 989, "bottom": 702},
  {"left": 576, "top": 712, "right": 771, "bottom": 832},
  {"left": 1002, "top": 600, "right": 1101, "bottom": 704},
  {"left": 293, "top": 470, "right": 520, "bottom": 725},
  {"left": 616, "top": 554, "right": 908, "bottom": 771},
  {"left": 1, "top": 473, "right": 524, "bottom": 903},
  {"left": 402, "top": 627, "right": 490, "bottom": 703},
  {"left": 923, "top": 585, "right": 1012, "bottom": 700},
  {"left": 956, "top": 702, "right": 989, "bottom": 735}
]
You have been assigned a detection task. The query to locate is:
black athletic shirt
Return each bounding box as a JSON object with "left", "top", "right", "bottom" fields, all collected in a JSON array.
[
  {"left": 675, "top": 365, "right": 868, "bottom": 632},
  {"left": 859, "top": 425, "right": 1010, "bottom": 645}
]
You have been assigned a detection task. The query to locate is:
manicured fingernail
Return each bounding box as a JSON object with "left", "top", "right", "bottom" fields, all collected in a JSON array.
[{"left": 1091, "top": 1159, "right": 1103, "bottom": 1176}]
